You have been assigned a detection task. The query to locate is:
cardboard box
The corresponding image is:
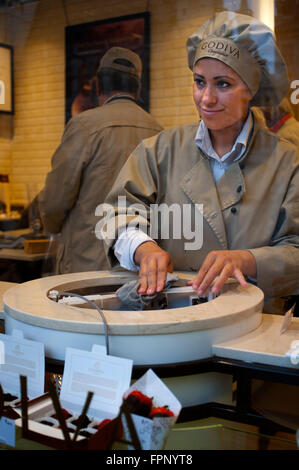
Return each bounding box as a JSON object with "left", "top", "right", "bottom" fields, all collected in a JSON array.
[{"left": 23, "top": 239, "right": 50, "bottom": 254}]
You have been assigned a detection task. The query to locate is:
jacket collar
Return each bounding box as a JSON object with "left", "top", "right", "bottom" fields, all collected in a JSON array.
[{"left": 104, "top": 94, "right": 138, "bottom": 105}]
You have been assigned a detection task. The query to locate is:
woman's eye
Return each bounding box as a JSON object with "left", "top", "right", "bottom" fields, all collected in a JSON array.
[
  {"left": 194, "top": 79, "right": 205, "bottom": 88},
  {"left": 217, "top": 80, "right": 230, "bottom": 89}
]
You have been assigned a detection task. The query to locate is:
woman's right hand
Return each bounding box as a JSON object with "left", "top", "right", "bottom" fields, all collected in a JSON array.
[{"left": 134, "top": 241, "right": 173, "bottom": 295}]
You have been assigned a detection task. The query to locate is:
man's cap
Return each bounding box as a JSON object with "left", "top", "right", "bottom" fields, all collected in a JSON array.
[
  {"left": 97, "top": 47, "right": 142, "bottom": 79},
  {"left": 186, "top": 11, "right": 289, "bottom": 106}
]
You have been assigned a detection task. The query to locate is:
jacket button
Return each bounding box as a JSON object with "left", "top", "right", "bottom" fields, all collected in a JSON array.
[
  {"left": 231, "top": 207, "right": 237, "bottom": 214},
  {"left": 237, "top": 185, "right": 242, "bottom": 193}
]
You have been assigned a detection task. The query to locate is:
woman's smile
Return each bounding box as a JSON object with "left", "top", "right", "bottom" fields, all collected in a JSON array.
[{"left": 200, "top": 108, "right": 224, "bottom": 115}]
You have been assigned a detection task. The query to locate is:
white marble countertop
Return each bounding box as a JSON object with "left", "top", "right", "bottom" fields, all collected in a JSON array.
[
  {"left": 0, "top": 281, "right": 18, "bottom": 319},
  {"left": 212, "top": 314, "right": 299, "bottom": 369},
  {"left": 3, "top": 271, "right": 264, "bottom": 335}
]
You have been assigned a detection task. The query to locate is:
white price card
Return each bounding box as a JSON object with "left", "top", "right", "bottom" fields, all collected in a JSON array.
[{"left": 0, "top": 416, "right": 16, "bottom": 447}]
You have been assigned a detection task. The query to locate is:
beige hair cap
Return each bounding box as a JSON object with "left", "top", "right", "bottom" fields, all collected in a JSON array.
[{"left": 186, "top": 11, "right": 289, "bottom": 106}]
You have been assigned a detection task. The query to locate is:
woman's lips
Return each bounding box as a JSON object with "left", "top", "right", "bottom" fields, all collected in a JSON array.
[{"left": 201, "top": 108, "right": 223, "bottom": 116}]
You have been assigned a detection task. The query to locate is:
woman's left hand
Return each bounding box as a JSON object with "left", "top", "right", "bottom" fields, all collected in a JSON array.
[{"left": 187, "top": 250, "right": 257, "bottom": 295}]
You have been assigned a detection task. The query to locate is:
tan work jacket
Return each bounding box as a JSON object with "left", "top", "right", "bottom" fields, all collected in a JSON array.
[
  {"left": 275, "top": 115, "right": 299, "bottom": 148},
  {"left": 104, "top": 110, "right": 299, "bottom": 314},
  {"left": 38, "top": 97, "right": 163, "bottom": 273}
]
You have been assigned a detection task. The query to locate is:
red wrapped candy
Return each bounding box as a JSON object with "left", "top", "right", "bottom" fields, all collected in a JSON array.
[
  {"left": 97, "top": 418, "right": 111, "bottom": 431},
  {"left": 96, "top": 418, "right": 123, "bottom": 440},
  {"left": 52, "top": 408, "right": 72, "bottom": 420},
  {"left": 149, "top": 406, "right": 174, "bottom": 419},
  {"left": 123, "top": 390, "right": 153, "bottom": 417}
]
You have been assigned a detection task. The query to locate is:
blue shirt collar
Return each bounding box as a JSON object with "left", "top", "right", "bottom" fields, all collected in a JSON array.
[{"left": 195, "top": 111, "right": 253, "bottom": 164}]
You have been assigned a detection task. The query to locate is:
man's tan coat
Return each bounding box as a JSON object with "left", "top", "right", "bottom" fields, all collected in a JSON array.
[{"left": 39, "top": 97, "right": 163, "bottom": 273}]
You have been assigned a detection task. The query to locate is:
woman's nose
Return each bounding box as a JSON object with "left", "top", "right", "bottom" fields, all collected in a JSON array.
[{"left": 202, "top": 86, "right": 217, "bottom": 105}]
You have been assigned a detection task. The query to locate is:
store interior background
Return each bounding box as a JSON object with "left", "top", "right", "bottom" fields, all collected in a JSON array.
[
  {"left": 0, "top": 0, "right": 298, "bottom": 209},
  {"left": 0, "top": 1, "right": 298, "bottom": 451}
]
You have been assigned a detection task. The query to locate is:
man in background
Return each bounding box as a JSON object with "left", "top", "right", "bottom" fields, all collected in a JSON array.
[
  {"left": 258, "top": 97, "right": 299, "bottom": 148},
  {"left": 38, "top": 47, "right": 163, "bottom": 274}
]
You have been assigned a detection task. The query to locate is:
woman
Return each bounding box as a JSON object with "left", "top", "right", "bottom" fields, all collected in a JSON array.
[{"left": 102, "top": 12, "right": 299, "bottom": 314}]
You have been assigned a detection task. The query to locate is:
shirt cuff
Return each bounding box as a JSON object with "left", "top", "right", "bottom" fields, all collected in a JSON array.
[{"left": 114, "top": 228, "right": 156, "bottom": 271}]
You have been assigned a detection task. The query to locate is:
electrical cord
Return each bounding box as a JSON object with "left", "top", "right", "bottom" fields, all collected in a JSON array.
[{"left": 53, "top": 291, "right": 110, "bottom": 355}]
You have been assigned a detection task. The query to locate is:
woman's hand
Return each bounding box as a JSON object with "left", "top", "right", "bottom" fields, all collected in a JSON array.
[
  {"left": 134, "top": 242, "right": 173, "bottom": 295},
  {"left": 187, "top": 250, "right": 257, "bottom": 295}
]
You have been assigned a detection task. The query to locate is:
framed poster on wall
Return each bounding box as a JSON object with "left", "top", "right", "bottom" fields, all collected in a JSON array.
[
  {"left": 65, "top": 12, "right": 150, "bottom": 123},
  {"left": 0, "top": 43, "right": 14, "bottom": 114}
]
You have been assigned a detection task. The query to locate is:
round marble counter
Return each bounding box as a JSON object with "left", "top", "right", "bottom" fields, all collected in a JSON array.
[
  {"left": 3, "top": 270, "right": 263, "bottom": 336},
  {"left": 3, "top": 270, "right": 264, "bottom": 365}
]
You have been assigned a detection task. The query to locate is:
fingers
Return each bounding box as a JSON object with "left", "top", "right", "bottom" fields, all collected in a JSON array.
[
  {"left": 211, "top": 267, "right": 247, "bottom": 295},
  {"left": 136, "top": 243, "right": 173, "bottom": 295},
  {"left": 189, "top": 250, "right": 250, "bottom": 296},
  {"left": 191, "top": 252, "right": 218, "bottom": 294},
  {"left": 139, "top": 262, "right": 167, "bottom": 295},
  {"left": 138, "top": 257, "right": 172, "bottom": 295}
]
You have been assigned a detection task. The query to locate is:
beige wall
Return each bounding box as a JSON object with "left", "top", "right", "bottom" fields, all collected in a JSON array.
[{"left": 0, "top": 0, "right": 224, "bottom": 207}]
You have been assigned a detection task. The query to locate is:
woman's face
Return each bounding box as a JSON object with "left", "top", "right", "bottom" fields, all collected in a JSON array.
[{"left": 193, "top": 58, "right": 252, "bottom": 132}]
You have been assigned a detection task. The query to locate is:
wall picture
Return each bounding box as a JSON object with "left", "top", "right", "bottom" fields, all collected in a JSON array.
[
  {"left": 65, "top": 12, "right": 150, "bottom": 122},
  {"left": 0, "top": 44, "right": 13, "bottom": 114}
]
